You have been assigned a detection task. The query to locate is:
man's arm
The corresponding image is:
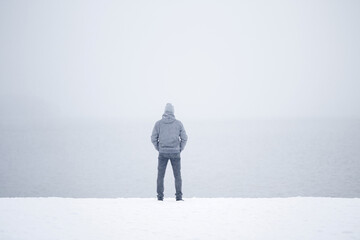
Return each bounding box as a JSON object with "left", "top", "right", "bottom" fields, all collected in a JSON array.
[
  {"left": 151, "top": 122, "right": 160, "bottom": 151},
  {"left": 179, "top": 122, "right": 188, "bottom": 152}
]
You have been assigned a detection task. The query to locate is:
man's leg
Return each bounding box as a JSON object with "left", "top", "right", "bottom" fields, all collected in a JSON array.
[
  {"left": 157, "top": 153, "right": 169, "bottom": 200},
  {"left": 170, "top": 153, "right": 182, "bottom": 200}
]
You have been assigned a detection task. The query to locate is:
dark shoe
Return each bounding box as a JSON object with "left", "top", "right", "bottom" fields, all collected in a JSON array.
[
  {"left": 158, "top": 198, "right": 163, "bottom": 201},
  {"left": 176, "top": 198, "right": 184, "bottom": 201}
]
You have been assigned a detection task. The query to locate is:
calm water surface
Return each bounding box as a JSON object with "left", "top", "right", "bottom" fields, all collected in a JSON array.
[{"left": 1, "top": 118, "right": 359, "bottom": 198}]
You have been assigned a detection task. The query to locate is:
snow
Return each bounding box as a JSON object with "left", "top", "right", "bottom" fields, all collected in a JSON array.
[{"left": 0, "top": 197, "right": 359, "bottom": 240}]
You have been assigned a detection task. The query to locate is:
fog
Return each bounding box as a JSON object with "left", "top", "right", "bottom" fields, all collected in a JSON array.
[
  {"left": 1, "top": 1, "right": 360, "bottom": 198},
  {"left": 1, "top": 0, "right": 360, "bottom": 122}
]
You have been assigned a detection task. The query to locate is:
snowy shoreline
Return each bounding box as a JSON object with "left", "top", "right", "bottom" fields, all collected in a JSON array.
[
  {"left": 1, "top": 196, "right": 360, "bottom": 199},
  {"left": 1, "top": 197, "right": 359, "bottom": 240}
]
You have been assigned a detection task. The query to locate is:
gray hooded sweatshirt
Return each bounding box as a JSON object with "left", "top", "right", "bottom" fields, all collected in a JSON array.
[{"left": 151, "top": 113, "right": 188, "bottom": 153}]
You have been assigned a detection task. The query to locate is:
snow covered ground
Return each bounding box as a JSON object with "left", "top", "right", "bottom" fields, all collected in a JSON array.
[{"left": 0, "top": 197, "right": 359, "bottom": 240}]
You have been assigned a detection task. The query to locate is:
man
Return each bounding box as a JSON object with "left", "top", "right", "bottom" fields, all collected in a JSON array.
[{"left": 151, "top": 103, "right": 188, "bottom": 201}]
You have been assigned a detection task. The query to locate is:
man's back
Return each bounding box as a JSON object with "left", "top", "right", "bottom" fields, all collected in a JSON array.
[{"left": 151, "top": 111, "right": 187, "bottom": 153}]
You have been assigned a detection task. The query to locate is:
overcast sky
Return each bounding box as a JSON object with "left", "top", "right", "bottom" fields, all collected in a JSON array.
[{"left": 1, "top": 0, "right": 359, "bottom": 122}]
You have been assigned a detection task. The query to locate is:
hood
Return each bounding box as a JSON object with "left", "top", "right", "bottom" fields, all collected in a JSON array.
[{"left": 161, "top": 113, "right": 176, "bottom": 124}]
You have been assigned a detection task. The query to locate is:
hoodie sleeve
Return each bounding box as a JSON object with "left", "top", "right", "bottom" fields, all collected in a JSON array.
[
  {"left": 151, "top": 121, "right": 160, "bottom": 151},
  {"left": 179, "top": 121, "right": 188, "bottom": 152}
]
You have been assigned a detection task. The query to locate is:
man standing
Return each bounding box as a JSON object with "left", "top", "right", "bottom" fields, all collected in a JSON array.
[{"left": 151, "top": 103, "right": 188, "bottom": 201}]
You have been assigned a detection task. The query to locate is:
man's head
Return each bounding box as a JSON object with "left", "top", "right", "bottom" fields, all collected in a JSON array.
[{"left": 164, "top": 103, "right": 174, "bottom": 114}]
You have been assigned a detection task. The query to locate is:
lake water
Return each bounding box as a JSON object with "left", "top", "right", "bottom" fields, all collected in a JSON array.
[{"left": 1, "top": 118, "right": 359, "bottom": 198}]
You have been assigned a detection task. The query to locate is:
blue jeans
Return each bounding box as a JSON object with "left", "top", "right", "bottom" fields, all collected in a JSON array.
[{"left": 157, "top": 152, "right": 182, "bottom": 199}]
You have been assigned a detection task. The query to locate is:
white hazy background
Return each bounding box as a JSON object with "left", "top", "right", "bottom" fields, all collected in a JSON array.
[{"left": 0, "top": 0, "right": 359, "bottom": 198}]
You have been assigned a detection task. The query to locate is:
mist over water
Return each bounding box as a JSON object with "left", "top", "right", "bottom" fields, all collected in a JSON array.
[
  {"left": 1, "top": 0, "right": 360, "bottom": 121},
  {"left": 1, "top": 118, "right": 359, "bottom": 198},
  {"left": 1, "top": 1, "right": 360, "bottom": 198}
]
